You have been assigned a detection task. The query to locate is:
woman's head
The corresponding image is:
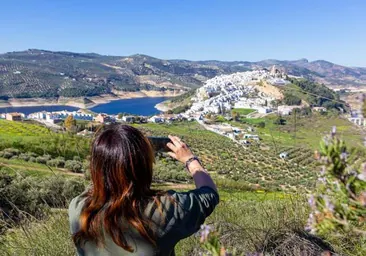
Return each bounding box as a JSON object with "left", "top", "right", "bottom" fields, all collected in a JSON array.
[
  {"left": 74, "top": 124, "right": 158, "bottom": 252},
  {"left": 90, "top": 124, "right": 154, "bottom": 200}
]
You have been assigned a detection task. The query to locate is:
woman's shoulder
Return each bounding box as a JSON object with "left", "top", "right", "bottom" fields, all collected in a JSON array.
[{"left": 68, "top": 189, "right": 89, "bottom": 219}]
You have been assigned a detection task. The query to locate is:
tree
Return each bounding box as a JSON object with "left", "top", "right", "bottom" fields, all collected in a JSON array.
[
  {"left": 257, "top": 121, "right": 266, "bottom": 128},
  {"left": 64, "top": 115, "right": 76, "bottom": 131},
  {"left": 273, "top": 116, "right": 286, "bottom": 125},
  {"left": 231, "top": 111, "right": 239, "bottom": 121},
  {"left": 362, "top": 95, "right": 366, "bottom": 117}
]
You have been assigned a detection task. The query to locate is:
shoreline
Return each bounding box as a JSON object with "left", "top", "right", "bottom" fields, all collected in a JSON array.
[
  {"left": 0, "top": 90, "right": 184, "bottom": 111},
  {"left": 154, "top": 102, "right": 171, "bottom": 112}
]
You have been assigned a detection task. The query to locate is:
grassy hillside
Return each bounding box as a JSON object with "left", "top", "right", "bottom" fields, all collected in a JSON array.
[
  {"left": 281, "top": 78, "right": 345, "bottom": 109},
  {"left": 2, "top": 49, "right": 366, "bottom": 100},
  {"left": 0, "top": 118, "right": 365, "bottom": 255},
  {"left": 135, "top": 122, "right": 317, "bottom": 191},
  {"left": 233, "top": 113, "right": 364, "bottom": 150}
]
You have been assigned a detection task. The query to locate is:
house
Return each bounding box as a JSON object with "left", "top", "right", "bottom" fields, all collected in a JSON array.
[
  {"left": 28, "top": 111, "right": 47, "bottom": 120},
  {"left": 6, "top": 112, "right": 22, "bottom": 121},
  {"left": 232, "top": 128, "right": 241, "bottom": 134},
  {"left": 122, "top": 116, "right": 135, "bottom": 123},
  {"left": 239, "top": 140, "right": 251, "bottom": 145},
  {"left": 349, "top": 117, "right": 366, "bottom": 127},
  {"left": 95, "top": 114, "right": 113, "bottom": 124},
  {"left": 257, "top": 107, "right": 272, "bottom": 114},
  {"left": 149, "top": 116, "right": 164, "bottom": 123},
  {"left": 279, "top": 152, "right": 289, "bottom": 159},
  {"left": 277, "top": 105, "right": 300, "bottom": 116},
  {"left": 162, "top": 114, "right": 176, "bottom": 122},
  {"left": 243, "top": 134, "right": 260, "bottom": 140},
  {"left": 139, "top": 117, "right": 148, "bottom": 123},
  {"left": 312, "top": 107, "right": 327, "bottom": 112},
  {"left": 227, "top": 133, "right": 235, "bottom": 139}
]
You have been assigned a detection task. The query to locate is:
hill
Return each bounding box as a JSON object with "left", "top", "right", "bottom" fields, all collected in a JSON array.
[{"left": 1, "top": 49, "right": 366, "bottom": 100}]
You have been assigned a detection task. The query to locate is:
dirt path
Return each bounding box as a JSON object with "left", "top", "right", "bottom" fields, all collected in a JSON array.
[{"left": 0, "top": 162, "right": 83, "bottom": 177}]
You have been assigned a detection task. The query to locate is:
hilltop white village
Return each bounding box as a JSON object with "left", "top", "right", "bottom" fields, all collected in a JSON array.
[{"left": 1, "top": 67, "right": 362, "bottom": 144}]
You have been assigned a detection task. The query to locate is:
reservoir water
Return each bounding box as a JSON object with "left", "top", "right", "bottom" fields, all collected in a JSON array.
[{"left": 0, "top": 97, "right": 168, "bottom": 116}]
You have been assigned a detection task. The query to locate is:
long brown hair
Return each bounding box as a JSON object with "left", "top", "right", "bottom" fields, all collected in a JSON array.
[{"left": 73, "top": 124, "right": 160, "bottom": 252}]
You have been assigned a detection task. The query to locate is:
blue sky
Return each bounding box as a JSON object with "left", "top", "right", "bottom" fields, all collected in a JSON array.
[{"left": 0, "top": 0, "right": 365, "bottom": 66}]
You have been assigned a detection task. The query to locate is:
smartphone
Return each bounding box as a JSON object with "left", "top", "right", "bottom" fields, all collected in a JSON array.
[{"left": 148, "top": 136, "right": 172, "bottom": 152}]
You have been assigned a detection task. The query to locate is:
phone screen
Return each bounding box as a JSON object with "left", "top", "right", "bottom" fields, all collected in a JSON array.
[{"left": 147, "top": 137, "right": 172, "bottom": 152}]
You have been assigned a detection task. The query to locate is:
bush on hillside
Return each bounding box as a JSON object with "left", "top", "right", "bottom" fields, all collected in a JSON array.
[
  {"left": 36, "top": 156, "right": 49, "bottom": 164},
  {"left": 29, "top": 156, "right": 37, "bottom": 163},
  {"left": 18, "top": 153, "right": 30, "bottom": 161},
  {"left": 0, "top": 170, "right": 85, "bottom": 234},
  {"left": 4, "top": 148, "right": 20, "bottom": 155},
  {"left": 47, "top": 158, "right": 65, "bottom": 168},
  {"left": 2, "top": 151, "right": 14, "bottom": 159},
  {"left": 64, "top": 160, "right": 83, "bottom": 173},
  {"left": 39, "top": 176, "right": 85, "bottom": 207},
  {"left": 307, "top": 127, "right": 366, "bottom": 254}
]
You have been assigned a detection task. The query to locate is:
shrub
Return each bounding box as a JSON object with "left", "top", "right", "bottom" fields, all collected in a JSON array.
[
  {"left": 36, "top": 156, "right": 48, "bottom": 164},
  {"left": 4, "top": 148, "right": 20, "bottom": 156},
  {"left": 64, "top": 160, "right": 83, "bottom": 173},
  {"left": 18, "top": 153, "right": 30, "bottom": 161},
  {"left": 29, "top": 156, "right": 37, "bottom": 163},
  {"left": 2, "top": 151, "right": 14, "bottom": 159},
  {"left": 0, "top": 172, "right": 45, "bottom": 234},
  {"left": 0, "top": 170, "right": 86, "bottom": 234},
  {"left": 47, "top": 158, "right": 65, "bottom": 168},
  {"left": 39, "top": 177, "right": 85, "bottom": 207},
  {"left": 307, "top": 127, "right": 366, "bottom": 255},
  {"left": 73, "top": 156, "right": 81, "bottom": 161}
]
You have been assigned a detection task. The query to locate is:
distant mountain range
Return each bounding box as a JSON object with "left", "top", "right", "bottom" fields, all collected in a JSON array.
[{"left": 0, "top": 49, "right": 365, "bottom": 99}]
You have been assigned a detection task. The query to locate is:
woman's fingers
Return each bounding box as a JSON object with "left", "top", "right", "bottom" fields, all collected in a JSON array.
[
  {"left": 169, "top": 135, "right": 182, "bottom": 146},
  {"left": 167, "top": 152, "right": 177, "bottom": 159},
  {"left": 167, "top": 142, "right": 177, "bottom": 152}
]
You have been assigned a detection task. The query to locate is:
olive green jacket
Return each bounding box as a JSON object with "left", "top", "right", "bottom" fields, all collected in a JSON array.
[{"left": 68, "top": 186, "right": 219, "bottom": 256}]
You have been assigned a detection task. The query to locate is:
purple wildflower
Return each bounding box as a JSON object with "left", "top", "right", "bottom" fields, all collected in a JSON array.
[
  {"left": 331, "top": 126, "right": 336, "bottom": 137},
  {"left": 320, "top": 166, "right": 326, "bottom": 176},
  {"left": 324, "top": 196, "right": 334, "bottom": 212},
  {"left": 318, "top": 176, "right": 326, "bottom": 184},
  {"left": 340, "top": 152, "right": 348, "bottom": 161},
  {"left": 308, "top": 195, "right": 316, "bottom": 209},
  {"left": 305, "top": 213, "right": 316, "bottom": 233},
  {"left": 199, "top": 224, "right": 213, "bottom": 243}
]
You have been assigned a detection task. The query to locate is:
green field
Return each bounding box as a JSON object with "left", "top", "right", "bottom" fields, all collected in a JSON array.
[
  {"left": 0, "top": 119, "right": 50, "bottom": 137},
  {"left": 0, "top": 115, "right": 360, "bottom": 191},
  {"left": 232, "top": 113, "right": 364, "bottom": 150},
  {"left": 134, "top": 122, "right": 317, "bottom": 191},
  {"left": 0, "top": 120, "right": 90, "bottom": 160},
  {"left": 232, "top": 108, "right": 256, "bottom": 116}
]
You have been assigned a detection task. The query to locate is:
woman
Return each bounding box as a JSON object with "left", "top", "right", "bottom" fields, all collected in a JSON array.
[{"left": 69, "top": 124, "right": 219, "bottom": 255}]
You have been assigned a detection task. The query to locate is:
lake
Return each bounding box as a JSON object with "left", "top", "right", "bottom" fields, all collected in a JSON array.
[{"left": 0, "top": 97, "right": 168, "bottom": 116}]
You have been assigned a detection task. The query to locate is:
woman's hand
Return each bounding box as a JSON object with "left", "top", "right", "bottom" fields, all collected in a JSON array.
[{"left": 166, "top": 135, "right": 194, "bottom": 164}]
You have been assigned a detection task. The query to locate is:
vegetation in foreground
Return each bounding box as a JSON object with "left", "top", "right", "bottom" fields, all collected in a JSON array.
[{"left": 0, "top": 117, "right": 365, "bottom": 255}]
